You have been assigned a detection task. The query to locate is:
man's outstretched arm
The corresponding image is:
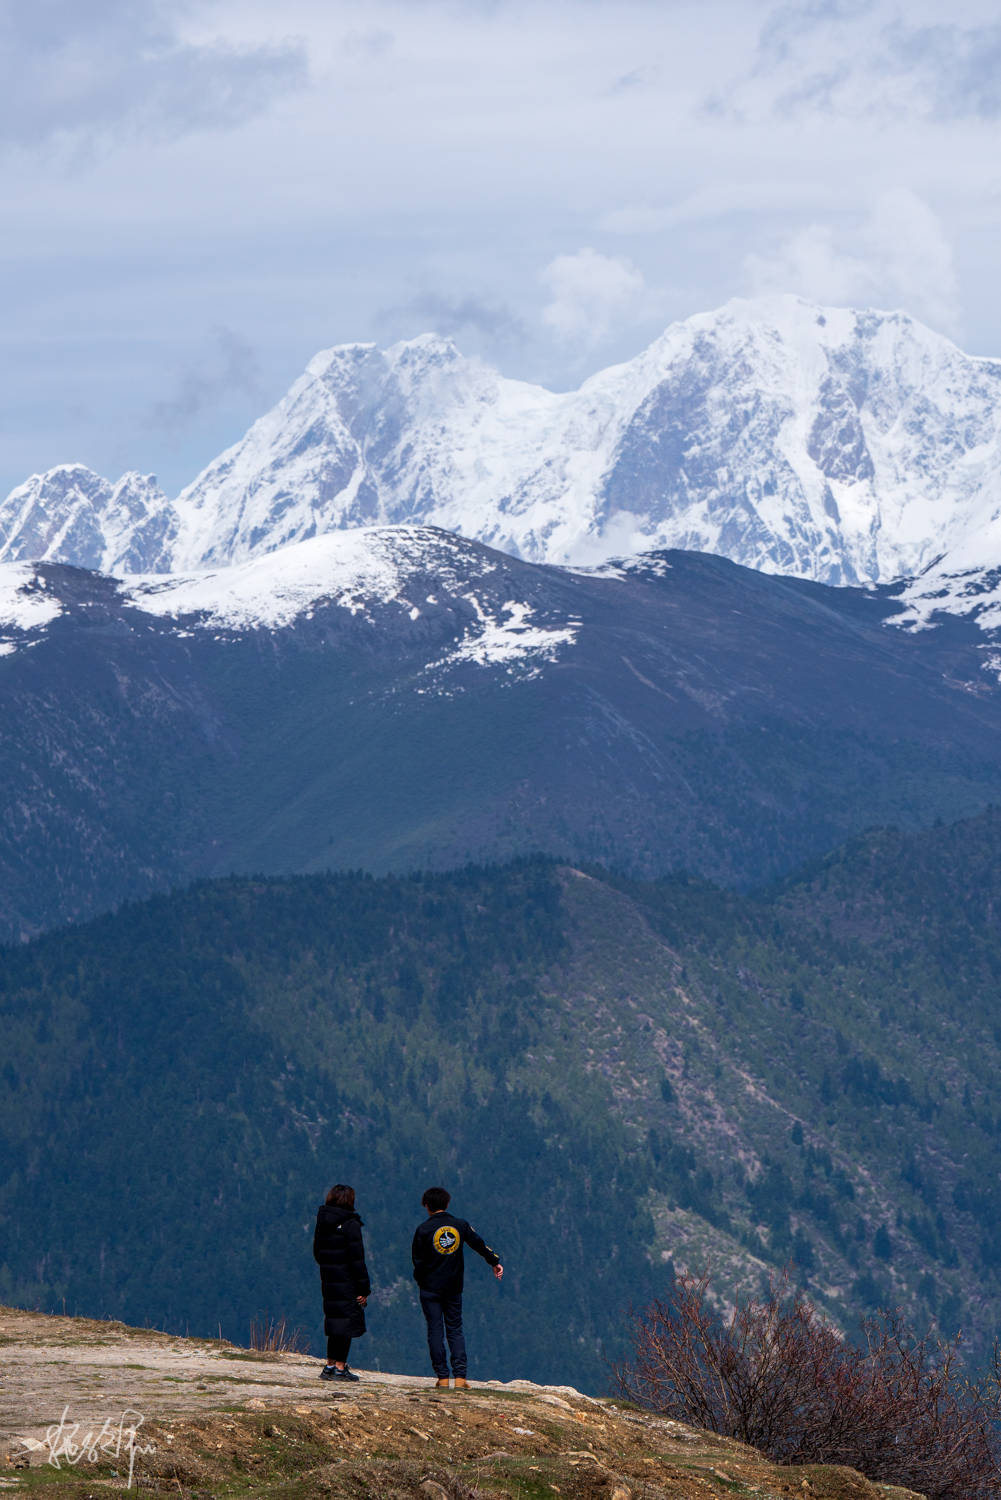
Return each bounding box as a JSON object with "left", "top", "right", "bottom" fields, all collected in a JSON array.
[{"left": 464, "top": 1222, "right": 503, "bottom": 1278}]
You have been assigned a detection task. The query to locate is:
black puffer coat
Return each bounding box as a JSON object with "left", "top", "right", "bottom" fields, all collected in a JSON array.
[{"left": 313, "top": 1206, "right": 371, "bottom": 1338}]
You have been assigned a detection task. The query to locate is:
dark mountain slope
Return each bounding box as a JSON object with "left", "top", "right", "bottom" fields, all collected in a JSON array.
[
  {"left": 3, "top": 533, "right": 1001, "bottom": 938},
  {"left": 5, "top": 817, "right": 1001, "bottom": 1385},
  {"left": 0, "top": 862, "right": 654, "bottom": 1388}
]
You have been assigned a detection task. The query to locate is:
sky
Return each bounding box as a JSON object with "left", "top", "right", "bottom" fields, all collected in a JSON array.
[{"left": 1, "top": 0, "right": 999, "bottom": 497}]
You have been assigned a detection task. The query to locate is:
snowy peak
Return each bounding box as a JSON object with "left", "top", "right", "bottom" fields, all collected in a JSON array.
[
  {"left": 597, "top": 296, "right": 1001, "bottom": 584},
  {"left": 0, "top": 465, "right": 111, "bottom": 567},
  {"left": 0, "top": 526, "right": 581, "bottom": 687},
  {"left": 126, "top": 526, "right": 579, "bottom": 679},
  {"left": 387, "top": 331, "right": 464, "bottom": 369},
  {"left": 6, "top": 297, "right": 1001, "bottom": 594},
  {"left": 164, "top": 295, "right": 1001, "bottom": 586},
  {"left": 0, "top": 464, "right": 172, "bottom": 575},
  {"left": 127, "top": 526, "right": 494, "bottom": 630}
]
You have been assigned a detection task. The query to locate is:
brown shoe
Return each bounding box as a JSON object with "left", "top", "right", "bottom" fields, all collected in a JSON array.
[
  {"left": 454, "top": 1377, "right": 469, "bottom": 1389},
  {"left": 435, "top": 1377, "right": 450, "bottom": 1389}
]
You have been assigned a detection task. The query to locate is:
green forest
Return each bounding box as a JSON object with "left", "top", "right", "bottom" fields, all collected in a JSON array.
[{"left": 4, "top": 811, "right": 1001, "bottom": 1388}]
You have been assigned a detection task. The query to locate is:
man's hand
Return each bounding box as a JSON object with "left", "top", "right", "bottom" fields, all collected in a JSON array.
[
  {"left": 493, "top": 1264, "right": 504, "bottom": 1281},
  {"left": 357, "top": 1295, "right": 368, "bottom": 1306}
]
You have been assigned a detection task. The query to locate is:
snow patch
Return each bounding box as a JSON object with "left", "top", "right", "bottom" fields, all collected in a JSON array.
[
  {"left": 571, "top": 553, "right": 674, "bottom": 582},
  {"left": 430, "top": 598, "right": 578, "bottom": 674},
  {"left": 894, "top": 509, "right": 1001, "bottom": 636},
  {"left": 0, "top": 564, "right": 63, "bottom": 645}
]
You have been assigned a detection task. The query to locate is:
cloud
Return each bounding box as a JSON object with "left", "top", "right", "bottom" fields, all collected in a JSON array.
[
  {"left": 341, "top": 27, "right": 395, "bottom": 59},
  {"left": 599, "top": 205, "right": 676, "bottom": 236},
  {"left": 599, "top": 178, "right": 842, "bottom": 237},
  {"left": 376, "top": 293, "right": 526, "bottom": 347},
  {"left": 540, "top": 249, "right": 650, "bottom": 344},
  {"left": 714, "top": 2, "right": 1001, "bottom": 123},
  {"left": 3, "top": 0, "right": 999, "bottom": 500},
  {"left": 607, "top": 64, "right": 662, "bottom": 95},
  {"left": 885, "top": 21, "right": 1001, "bottom": 121},
  {"left": 756, "top": 0, "right": 870, "bottom": 68},
  {"left": 147, "top": 328, "right": 263, "bottom": 430},
  {"left": 744, "top": 189, "right": 961, "bottom": 333},
  {"left": 864, "top": 189, "right": 961, "bottom": 332},
  {"left": 745, "top": 225, "right": 873, "bottom": 306},
  {"left": 0, "top": 0, "right": 307, "bottom": 153}
]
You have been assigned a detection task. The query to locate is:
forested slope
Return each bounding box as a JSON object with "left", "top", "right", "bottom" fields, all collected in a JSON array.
[{"left": 4, "top": 814, "right": 1001, "bottom": 1384}]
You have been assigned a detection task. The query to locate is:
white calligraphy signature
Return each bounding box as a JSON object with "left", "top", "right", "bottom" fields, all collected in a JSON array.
[{"left": 19, "top": 1406, "right": 156, "bottom": 1489}]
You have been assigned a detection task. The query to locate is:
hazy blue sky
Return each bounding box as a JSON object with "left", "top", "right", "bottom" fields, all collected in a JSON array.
[{"left": 2, "top": 0, "right": 999, "bottom": 496}]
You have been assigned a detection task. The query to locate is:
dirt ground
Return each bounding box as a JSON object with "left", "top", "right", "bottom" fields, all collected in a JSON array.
[{"left": 0, "top": 1306, "right": 926, "bottom": 1499}]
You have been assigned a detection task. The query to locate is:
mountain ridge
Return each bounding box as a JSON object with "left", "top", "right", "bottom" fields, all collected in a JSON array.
[
  {"left": 3, "top": 528, "right": 1001, "bottom": 939},
  {"left": 5, "top": 296, "right": 1001, "bottom": 595}
]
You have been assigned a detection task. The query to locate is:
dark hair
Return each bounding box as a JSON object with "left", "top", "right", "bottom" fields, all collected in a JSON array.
[
  {"left": 326, "top": 1184, "right": 355, "bottom": 1209},
  {"left": 422, "top": 1186, "right": 451, "bottom": 1212}
]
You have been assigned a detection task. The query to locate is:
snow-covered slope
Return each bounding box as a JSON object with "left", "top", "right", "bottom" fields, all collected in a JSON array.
[
  {"left": 6, "top": 297, "right": 1001, "bottom": 589},
  {"left": 0, "top": 562, "right": 63, "bottom": 655},
  {"left": 6, "top": 524, "right": 1001, "bottom": 942},
  {"left": 0, "top": 464, "right": 173, "bottom": 573},
  {"left": 149, "top": 297, "right": 1001, "bottom": 586},
  {"left": 0, "top": 525, "right": 580, "bottom": 686},
  {"left": 164, "top": 298, "right": 1001, "bottom": 585},
  {"left": 127, "top": 526, "right": 445, "bottom": 630},
  {"left": 126, "top": 526, "right": 578, "bottom": 672},
  {"left": 897, "top": 516, "right": 1001, "bottom": 640}
]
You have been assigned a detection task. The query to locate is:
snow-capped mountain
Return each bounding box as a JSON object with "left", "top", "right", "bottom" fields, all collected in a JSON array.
[
  {"left": 0, "top": 525, "right": 582, "bottom": 690},
  {"left": 6, "top": 296, "right": 1001, "bottom": 588},
  {"left": 0, "top": 464, "right": 172, "bottom": 574},
  {"left": 5, "top": 524, "right": 1001, "bottom": 941},
  {"left": 126, "top": 526, "right": 579, "bottom": 672}
]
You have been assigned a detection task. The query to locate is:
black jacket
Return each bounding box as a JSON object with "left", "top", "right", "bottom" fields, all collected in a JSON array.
[
  {"left": 313, "top": 1206, "right": 371, "bottom": 1338},
  {"left": 411, "top": 1212, "right": 500, "bottom": 1296}
]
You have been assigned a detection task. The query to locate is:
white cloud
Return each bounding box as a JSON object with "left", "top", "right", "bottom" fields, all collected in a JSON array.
[
  {"left": 0, "top": 0, "right": 307, "bottom": 153},
  {"left": 599, "top": 204, "right": 676, "bottom": 236},
  {"left": 865, "top": 188, "right": 961, "bottom": 333},
  {"left": 717, "top": 1, "right": 1001, "bottom": 124},
  {"left": 147, "top": 327, "right": 264, "bottom": 431},
  {"left": 0, "top": 0, "right": 998, "bottom": 497},
  {"left": 541, "top": 248, "right": 649, "bottom": 344},
  {"left": 743, "top": 189, "right": 961, "bottom": 333},
  {"left": 745, "top": 225, "right": 874, "bottom": 305}
]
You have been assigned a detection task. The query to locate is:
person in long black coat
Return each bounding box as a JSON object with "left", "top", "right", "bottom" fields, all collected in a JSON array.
[{"left": 313, "top": 1182, "right": 371, "bottom": 1382}]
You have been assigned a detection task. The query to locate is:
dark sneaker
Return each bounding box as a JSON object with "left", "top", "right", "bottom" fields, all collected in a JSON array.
[
  {"left": 319, "top": 1365, "right": 338, "bottom": 1380},
  {"left": 335, "top": 1367, "right": 361, "bottom": 1382}
]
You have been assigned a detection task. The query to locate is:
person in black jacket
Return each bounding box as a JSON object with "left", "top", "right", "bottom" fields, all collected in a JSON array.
[
  {"left": 313, "top": 1183, "right": 371, "bottom": 1382},
  {"left": 411, "top": 1185, "right": 502, "bottom": 1388}
]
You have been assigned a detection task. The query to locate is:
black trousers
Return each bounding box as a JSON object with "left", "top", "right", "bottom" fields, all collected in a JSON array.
[
  {"left": 420, "top": 1290, "right": 466, "bottom": 1377},
  {"left": 327, "top": 1334, "right": 351, "bottom": 1364}
]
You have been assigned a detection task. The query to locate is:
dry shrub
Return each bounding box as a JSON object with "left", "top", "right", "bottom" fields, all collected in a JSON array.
[
  {"left": 615, "top": 1271, "right": 1001, "bottom": 1500},
  {"left": 248, "top": 1313, "right": 307, "bottom": 1353}
]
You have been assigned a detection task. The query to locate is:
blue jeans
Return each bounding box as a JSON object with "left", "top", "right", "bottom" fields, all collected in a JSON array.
[{"left": 419, "top": 1290, "right": 467, "bottom": 1377}]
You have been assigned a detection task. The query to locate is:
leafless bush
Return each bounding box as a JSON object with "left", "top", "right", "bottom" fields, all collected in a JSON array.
[
  {"left": 615, "top": 1271, "right": 1001, "bottom": 1499},
  {"left": 248, "top": 1314, "right": 307, "bottom": 1354}
]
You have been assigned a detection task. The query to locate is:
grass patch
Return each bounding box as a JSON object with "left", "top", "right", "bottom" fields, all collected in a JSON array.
[{"left": 467, "top": 1460, "right": 560, "bottom": 1499}]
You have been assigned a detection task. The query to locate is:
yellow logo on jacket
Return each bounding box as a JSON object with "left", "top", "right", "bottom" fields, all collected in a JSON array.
[{"left": 432, "top": 1225, "right": 461, "bottom": 1256}]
